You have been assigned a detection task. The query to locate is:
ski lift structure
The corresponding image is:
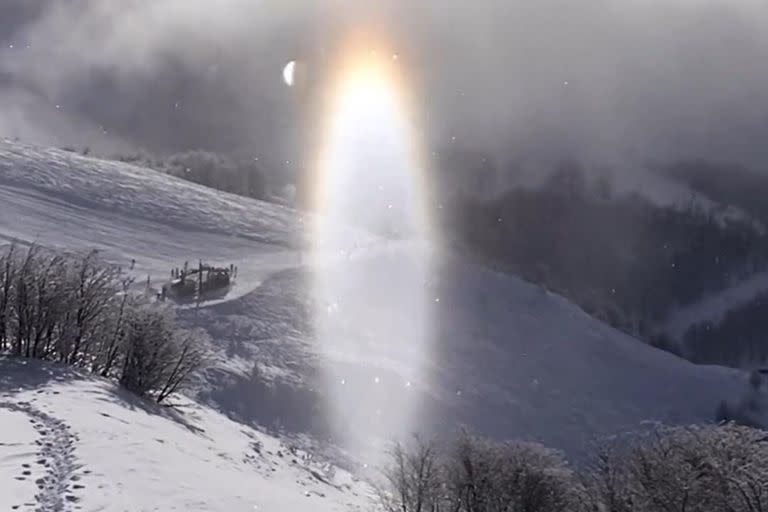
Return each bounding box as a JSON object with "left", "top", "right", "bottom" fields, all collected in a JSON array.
[{"left": 162, "top": 260, "right": 237, "bottom": 303}]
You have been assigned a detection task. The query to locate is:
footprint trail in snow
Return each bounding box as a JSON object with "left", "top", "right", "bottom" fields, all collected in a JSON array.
[{"left": 0, "top": 400, "right": 85, "bottom": 512}]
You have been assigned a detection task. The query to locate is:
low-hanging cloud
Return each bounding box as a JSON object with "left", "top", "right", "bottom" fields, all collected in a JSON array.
[{"left": 1, "top": 0, "right": 768, "bottom": 174}]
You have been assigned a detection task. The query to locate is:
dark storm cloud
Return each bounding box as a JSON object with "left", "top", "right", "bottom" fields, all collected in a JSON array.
[{"left": 1, "top": 0, "right": 768, "bottom": 171}]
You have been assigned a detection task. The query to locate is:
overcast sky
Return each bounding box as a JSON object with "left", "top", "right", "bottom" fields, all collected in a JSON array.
[{"left": 1, "top": 0, "right": 768, "bottom": 177}]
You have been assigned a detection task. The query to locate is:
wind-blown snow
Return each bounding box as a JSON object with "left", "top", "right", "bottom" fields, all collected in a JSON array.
[
  {"left": 665, "top": 270, "right": 768, "bottom": 339},
  {"left": 0, "top": 138, "right": 747, "bottom": 467}
]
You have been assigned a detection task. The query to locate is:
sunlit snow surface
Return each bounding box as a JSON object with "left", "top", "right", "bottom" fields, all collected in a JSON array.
[
  {"left": 0, "top": 405, "right": 39, "bottom": 509},
  {"left": 0, "top": 139, "right": 746, "bottom": 469},
  {"left": 0, "top": 358, "right": 373, "bottom": 512}
]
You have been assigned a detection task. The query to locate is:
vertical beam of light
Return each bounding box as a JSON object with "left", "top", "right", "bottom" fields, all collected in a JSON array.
[{"left": 310, "top": 35, "right": 434, "bottom": 461}]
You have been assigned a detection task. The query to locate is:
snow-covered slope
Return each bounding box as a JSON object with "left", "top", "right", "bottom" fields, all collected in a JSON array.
[
  {"left": 0, "top": 140, "right": 316, "bottom": 305},
  {"left": 186, "top": 252, "right": 744, "bottom": 458},
  {"left": 0, "top": 141, "right": 304, "bottom": 247},
  {"left": 0, "top": 358, "right": 373, "bottom": 512},
  {"left": 0, "top": 138, "right": 746, "bottom": 466}
]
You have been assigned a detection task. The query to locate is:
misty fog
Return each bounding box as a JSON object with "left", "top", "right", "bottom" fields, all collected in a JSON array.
[{"left": 1, "top": 0, "right": 767, "bottom": 180}]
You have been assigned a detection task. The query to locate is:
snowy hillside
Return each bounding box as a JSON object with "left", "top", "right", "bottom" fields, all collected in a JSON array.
[
  {"left": 0, "top": 358, "right": 373, "bottom": 512},
  {"left": 0, "top": 141, "right": 305, "bottom": 247},
  {"left": 186, "top": 252, "right": 745, "bottom": 458},
  {"left": 0, "top": 141, "right": 306, "bottom": 305},
  {"left": 0, "top": 138, "right": 747, "bottom": 467}
]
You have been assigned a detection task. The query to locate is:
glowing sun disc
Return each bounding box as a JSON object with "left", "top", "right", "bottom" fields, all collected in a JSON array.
[{"left": 309, "top": 39, "right": 435, "bottom": 462}]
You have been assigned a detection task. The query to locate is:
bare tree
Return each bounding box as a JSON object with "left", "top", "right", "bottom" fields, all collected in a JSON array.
[
  {"left": 13, "top": 244, "right": 39, "bottom": 356},
  {"left": 64, "top": 250, "right": 122, "bottom": 366},
  {"left": 119, "top": 305, "right": 177, "bottom": 398},
  {"left": 381, "top": 437, "right": 443, "bottom": 512},
  {"left": 92, "top": 277, "right": 134, "bottom": 378},
  {"left": 579, "top": 441, "right": 634, "bottom": 512},
  {"left": 155, "top": 329, "right": 209, "bottom": 403},
  {"left": 27, "top": 253, "right": 68, "bottom": 358},
  {"left": 0, "top": 242, "right": 17, "bottom": 351},
  {"left": 119, "top": 306, "right": 209, "bottom": 403}
]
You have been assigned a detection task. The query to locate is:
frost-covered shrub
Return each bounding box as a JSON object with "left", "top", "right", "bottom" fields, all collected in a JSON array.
[
  {"left": 582, "top": 424, "right": 768, "bottom": 512},
  {"left": 119, "top": 306, "right": 208, "bottom": 402},
  {"left": 443, "top": 433, "right": 578, "bottom": 512},
  {"left": 381, "top": 433, "right": 579, "bottom": 512},
  {"left": 0, "top": 243, "right": 208, "bottom": 403},
  {"left": 0, "top": 245, "right": 124, "bottom": 363},
  {"left": 384, "top": 425, "right": 768, "bottom": 512}
]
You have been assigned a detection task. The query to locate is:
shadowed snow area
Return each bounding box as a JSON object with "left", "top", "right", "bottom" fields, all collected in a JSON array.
[{"left": 0, "top": 138, "right": 745, "bottom": 467}]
